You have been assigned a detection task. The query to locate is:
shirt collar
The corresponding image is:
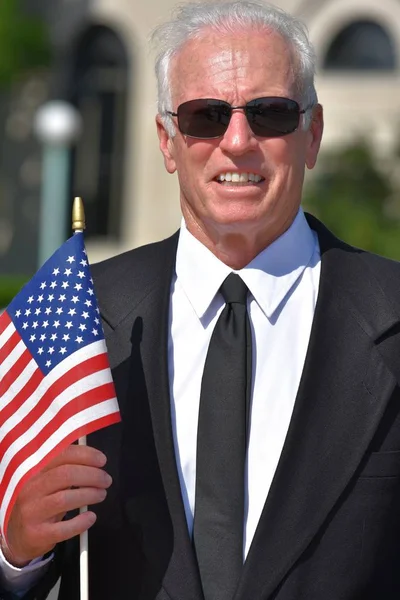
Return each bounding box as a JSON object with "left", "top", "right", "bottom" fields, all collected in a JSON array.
[{"left": 175, "top": 209, "right": 319, "bottom": 320}]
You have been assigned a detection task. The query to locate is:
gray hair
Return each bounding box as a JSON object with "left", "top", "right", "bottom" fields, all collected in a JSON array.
[{"left": 151, "top": 0, "right": 318, "bottom": 137}]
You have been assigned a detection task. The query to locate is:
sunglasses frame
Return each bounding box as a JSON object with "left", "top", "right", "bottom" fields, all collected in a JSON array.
[{"left": 165, "top": 96, "right": 309, "bottom": 139}]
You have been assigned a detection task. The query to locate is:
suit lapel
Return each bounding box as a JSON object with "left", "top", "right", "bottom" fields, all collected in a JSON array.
[
  {"left": 96, "top": 233, "right": 203, "bottom": 600},
  {"left": 235, "top": 217, "right": 400, "bottom": 600}
]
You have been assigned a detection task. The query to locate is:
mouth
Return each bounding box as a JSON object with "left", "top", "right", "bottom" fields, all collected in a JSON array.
[{"left": 214, "top": 172, "right": 265, "bottom": 185}]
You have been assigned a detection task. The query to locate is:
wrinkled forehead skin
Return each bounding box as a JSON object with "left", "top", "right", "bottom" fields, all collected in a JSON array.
[{"left": 169, "top": 26, "right": 300, "bottom": 106}]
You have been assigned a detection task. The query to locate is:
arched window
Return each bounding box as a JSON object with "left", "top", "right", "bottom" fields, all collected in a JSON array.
[
  {"left": 324, "top": 20, "right": 396, "bottom": 71},
  {"left": 69, "top": 26, "right": 129, "bottom": 238}
]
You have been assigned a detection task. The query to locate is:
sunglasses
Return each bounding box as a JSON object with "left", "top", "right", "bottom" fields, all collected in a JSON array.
[{"left": 165, "top": 97, "right": 309, "bottom": 139}]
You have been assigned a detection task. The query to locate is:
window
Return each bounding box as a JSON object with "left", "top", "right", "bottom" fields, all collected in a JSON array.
[
  {"left": 324, "top": 20, "right": 396, "bottom": 71},
  {"left": 69, "top": 26, "right": 129, "bottom": 238}
]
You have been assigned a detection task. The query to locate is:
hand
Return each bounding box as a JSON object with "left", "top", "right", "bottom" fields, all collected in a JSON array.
[{"left": 1, "top": 444, "right": 112, "bottom": 567}]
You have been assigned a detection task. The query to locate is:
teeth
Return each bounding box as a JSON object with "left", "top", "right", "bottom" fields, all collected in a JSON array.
[{"left": 216, "top": 172, "right": 262, "bottom": 183}]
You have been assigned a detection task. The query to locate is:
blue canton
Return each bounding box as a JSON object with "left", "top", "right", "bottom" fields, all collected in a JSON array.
[{"left": 9, "top": 233, "right": 103, "bottom": 376}]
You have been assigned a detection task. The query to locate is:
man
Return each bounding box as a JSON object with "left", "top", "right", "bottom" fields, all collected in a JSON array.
[{"left": 2, "top": 1, "right": 400, "bottom": 599}]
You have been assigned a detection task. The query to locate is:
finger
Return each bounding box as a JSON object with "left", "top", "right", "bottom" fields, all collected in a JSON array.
[
  {"left": 38, "top": 487, "right": 108, "bottom": 522},
  {"left": 36, "top": 464, "right": 112, "bottom": 497},
  {"left": 41, "top": 445, "right": 107, "bottom": 472}
]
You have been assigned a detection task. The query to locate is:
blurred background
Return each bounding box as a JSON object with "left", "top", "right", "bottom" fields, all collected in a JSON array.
[{"left": 1, "top": 0, "right": 400, "bottom": 307}]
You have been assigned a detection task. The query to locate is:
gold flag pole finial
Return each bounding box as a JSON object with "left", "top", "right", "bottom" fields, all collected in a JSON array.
[{"left": 72, "top": 196, "right": 86, "bottom": 232}]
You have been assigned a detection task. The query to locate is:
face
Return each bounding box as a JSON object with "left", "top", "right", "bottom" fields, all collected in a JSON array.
[{"left": 157, "top": 28, "right": 323, "bottom": 254}]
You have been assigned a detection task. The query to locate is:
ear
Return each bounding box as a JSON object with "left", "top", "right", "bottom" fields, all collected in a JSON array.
[
  {"left": 305, "top": 104, "right": 324, "bottom": 170},
  {"left": 156, "top": 114, "right": 177, "bottom": 174}
]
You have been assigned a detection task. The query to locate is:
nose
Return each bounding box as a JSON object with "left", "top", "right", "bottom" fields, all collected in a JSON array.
[{"left": 218, "top": 108, "right": 257, "bottom": 155}]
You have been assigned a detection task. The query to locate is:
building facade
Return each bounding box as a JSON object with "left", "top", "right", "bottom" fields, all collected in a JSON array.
[{"left": 1, "top": 0, "right": 400, "bottom": 272}]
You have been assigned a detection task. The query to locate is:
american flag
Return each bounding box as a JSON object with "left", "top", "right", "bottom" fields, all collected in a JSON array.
[{"left": 0, "top": 233, "right": 120, "bottom": 539}]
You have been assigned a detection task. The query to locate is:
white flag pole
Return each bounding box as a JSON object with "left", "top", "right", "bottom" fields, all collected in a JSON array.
[{"left": 72, "top": 197, "right": 89, "bottom": 600}]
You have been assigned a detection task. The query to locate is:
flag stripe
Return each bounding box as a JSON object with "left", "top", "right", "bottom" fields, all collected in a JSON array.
[
  {"left": 0, "top": 340, "right": 108, "bottom": 439},
  {"left": 0, "top": 311, "right": 12, "bottom": 336},
  {"left": 0, "top": 325, "right": 19, "bottom": 365},
  {"left": 2, "top": 406, "right": 121, "bottom": 536},
  {"left": 0, "top": 347, "right": 32, "bottom": 399},
  {"left": 0, "top": 383, "right": 117, "bottom": 509},
  {"left": 0, "top": 363, "right": 43, "bottom": 426},
  {"left": 0, "top": 361, "right": 113, "bottom": 467}
]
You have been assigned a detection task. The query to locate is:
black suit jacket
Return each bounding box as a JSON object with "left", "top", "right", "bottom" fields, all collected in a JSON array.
[{"left": 20, "top": 215, "right": 400, "bottom": 599}]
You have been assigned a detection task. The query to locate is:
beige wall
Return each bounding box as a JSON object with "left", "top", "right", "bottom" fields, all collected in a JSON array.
[{"left": 84, "top": 0, "right": 400, "bottom": 262}]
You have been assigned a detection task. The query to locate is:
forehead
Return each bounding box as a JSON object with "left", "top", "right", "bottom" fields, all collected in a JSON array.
[{"left": 170, "top": 28, "right": 296, "bottom": 104}]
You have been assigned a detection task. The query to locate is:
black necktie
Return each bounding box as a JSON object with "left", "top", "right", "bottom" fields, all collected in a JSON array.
[{"left": 193, "top": 273, "right": 252, "bottom": 600}]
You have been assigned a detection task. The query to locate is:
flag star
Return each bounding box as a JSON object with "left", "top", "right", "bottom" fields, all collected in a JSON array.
[
  {"left": 48, "top": 294, "right": 55, "bottom": 302},
  {"left": 50, "top": 333, "right": 57, "bottom": 341},
  {"left": 68, "top": 308, "right": 76, "bottom": 316},
  {"left": 94, "top": 317, "right": 100, "bottom": 325},
  {"left": 46, "top": 360, "right": 51, "bottom": 367},
  {"left": 65, "top": 321, "right": 73, "bottom": 329},
  {"left": 59, "top": 347, "right": 67, "bottom": 355},
  {"left": 40, "top": 333, "right": 46, "bottom": 341},
  {"left": 76, "top": 336, "right": 83, "bottom": 344},
  {"left": 74, "top": 283, "right": 83, "bottom": 291},
  {"left": 90, "top": 278, "right": 93, "bottom": 284},
  {"left": 53, "top": 320, "right": 61, "bottom": 328},
  {"left": 15, "top": 310, "right": 21, "bottom": 318},
  {"left": 50, "top": 281, "right": 57, "bottom": 289},
  {"left": 42, "top": 320, "right": 49, "bottom": 328},
  {"left": 80, "top": 259, "right": 88, "bottom": 266},
  {"left": 59, "top": 294, "right": 66, "bottom": 302},
  {"left": 45, "top": 307, "right": 52, "bottom": 315},
  {"left": 64, "top": 268, "right": 72, "bottom": 276},
  {"left": 66, "top": 256, "right": 75, "bottom": 264},
  {"left": 96, "top": 308, "right": 100, "bottom": 314},
  {"left": 56, "top": 307, "right": 63, "bottom": 315},
  {"left": 83, "top": 248, "right": 87, "bottom": 255},
  {"left": 35, "top": 307, "right": 41, "bottom": 315},
  {"left": 32, "top": 321, "right": 39, "bottom": 329},
  {"left": 22, "top": 322, "right": 29, "bottom": 330},
  {"left": 40, "top": 282, "right": 47, "bottom": 290},
  {"left": 79, "top": 323, "right": 87, "bottom": 331},
  {"left": 77, "top": 271, "right": 85, "bottom": 279},
  {"left": 52, "top": 267, "right": 60, "bottom": 276},
  {"left": 71, "top": 296, "right": 79, "bottom": 304},
  {"left": 38, "top": 347, "right": 44, "bottom": 355},
  {"left": 84, "top": 300, "right": 92, "bottom": 307},
  {"left": 29, "top": 334, "right": 36, "bottom": 342},
  {"left": 25, "top": 308, "right": 31, "bottom": 316},
  {"left": 87, "top": 288, "right": 94, "bottom": 296},
  {"left": 48, "top": 347, "right": 54, "bottom": 355},
  {"left": 81, "top": 311, "right": 89, "bottom": 319},
  {"left": 61, "top": 281, "right": 69, "bottom": 289},
  {"left": 92, "top": 328, "right": 99, "bottom": 336},
  {"left": 27, "top": 296, "right": 34, "bottom": 304},
  {"left": 37, "top": 294, "right": 44, "bottom": 303},
  {"left": 62, "top": 333, "right": 70, "bottom": 341}
]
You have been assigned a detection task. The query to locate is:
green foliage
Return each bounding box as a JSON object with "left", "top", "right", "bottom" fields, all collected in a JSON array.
[
  {"left": 0, "top": 0, "right": 51, "bottom": 87},
  {"left": 0, "top": 275, "right": 29, "bottom": 308},
  {"left": 303, "top": 141, "right": 400, "bottom": 260}
]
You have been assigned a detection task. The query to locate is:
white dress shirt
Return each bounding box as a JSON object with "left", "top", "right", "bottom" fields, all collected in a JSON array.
[{"left": 0, "top": 208, "right": 321, "bottom": 589}]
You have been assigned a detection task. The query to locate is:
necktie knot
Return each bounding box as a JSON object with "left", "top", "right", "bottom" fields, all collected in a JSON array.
[{"left": 220, "top": 273, "right": 248, "bottom": 305}]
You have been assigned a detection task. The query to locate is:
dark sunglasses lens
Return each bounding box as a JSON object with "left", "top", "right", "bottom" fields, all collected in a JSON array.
[
  {"left": 246, "top": 97, "right": 301, "bottom": 136},
  {"left": 177, "top": 99, "right": 231, "bottom": 138}
]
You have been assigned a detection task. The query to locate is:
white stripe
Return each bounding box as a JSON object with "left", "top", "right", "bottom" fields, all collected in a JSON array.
[
  {"left": 0, "top": 367, "right": 114, "bottom": 479},
  {"left": 0, "top": 359, "right": 38, "bottom": 414},
  {"left": 0, "top": 340, "right": 107, "bottom": 443},
  {"left": 0, "top": 398, "right": 119, "bottom": 535},
  {"left": 0, "top": 340, "right": 26, "bottom": 383},
  {"left": 0, "top": 321, "right": 16, "bottom": 349}
]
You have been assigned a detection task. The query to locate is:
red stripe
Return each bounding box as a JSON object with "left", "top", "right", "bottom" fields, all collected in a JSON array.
[
  {"left": 0, "top": 311, "right": 11, "bottom": 336},
  {"left": 0, "top": 349, "right": 32, "bottom": 399},
  {"left": 0, "top": 367, "right": 44, "bottom": 427},
  {"left": 0, "top": 353, "right": 111, "bottom": 461},
  {"left": 0, "top": 329, "right": 20, "bottom": 364},
  {"left": 0, "top": 383, "right": 118, "bottom": 507},
  {"left": 2, "top": 410, "right": 121, "bottom": 540}
]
